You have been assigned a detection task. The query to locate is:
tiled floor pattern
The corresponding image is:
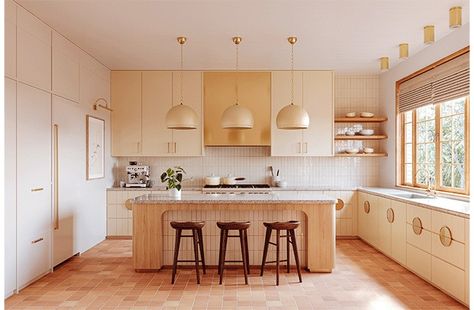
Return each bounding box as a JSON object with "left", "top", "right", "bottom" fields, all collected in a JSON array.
[{"left": 5, "top": 239, "right": 466, "bottom": 309}]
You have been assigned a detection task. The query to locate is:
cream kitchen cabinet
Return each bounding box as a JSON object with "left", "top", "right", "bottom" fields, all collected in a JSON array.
[
  {"left": 271, "top": 71, "right": 334, "bottom": 156},
  {"left": 111, "top": 71, "right": 203, "bottom": 156},
  {"left": 111, "top": 71, "right": 142, "bottom": 156},
  {"left": 5, "top": 0, "right": 16, "bottom": 79},
  {"left": 52, "top": 32, "right": 80, "bottom": 102},
  {"left": 17, "top": 83, "right": 52, "bottom": 289},
  {"left": 323, "top": 190, "right": 357, "bottom": 236},
  {"left": 17, "top": 6, "right": 51, "bottom": 91},
  {"left": 357, "top": 192, "right": 378, "bottom": 246},
  {"left": 390, "top": 200, "right": 406, "bottom": 265},
  {"left": 377, "top": 197, "right": 392, "bottom": 255}
]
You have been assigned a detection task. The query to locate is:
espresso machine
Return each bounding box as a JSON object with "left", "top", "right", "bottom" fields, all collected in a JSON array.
[{"left": 125, "top": 163, "right": 151, "bottom": 188}]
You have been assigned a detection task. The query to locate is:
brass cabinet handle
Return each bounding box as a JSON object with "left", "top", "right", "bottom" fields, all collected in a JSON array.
[
  {"left": 31, "top": 187, "right": 44, "bottom": 192},
  {"left": 53, "top": 124, "right": 59, "bottom": 230},
  {"left": 363, "top": 200, "right": 370, "bottom": 213},
  {"left": 168, "top": 142, "right": 171, "bottom": 153},
  {"left": 412, "top": 217, "right": 423, "bottom": 235},
  {"left": 174, "top": 142, "right": 177, "bottom": 153},
  {"left": 303, "top": 142, "right": 308, "bottom": 153},
  {"left": 386, "top": 208, "right": 394, "bottom": 223},
  {"left": 335, "top": 198, "right": 344, "bottom": 211},
  {"left": 298, "top": 142, "right": 302, "bottom": 153},
  {"left": 31, "top": 237, "right": 44, "bottom": 244},
  {"left": 439, "top": 226, "right": 453, "bottom": 247}
]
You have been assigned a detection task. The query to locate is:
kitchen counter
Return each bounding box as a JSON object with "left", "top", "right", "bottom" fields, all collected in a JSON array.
[{"left": 359, "top": 187, "right": 470, "bottom": 218}]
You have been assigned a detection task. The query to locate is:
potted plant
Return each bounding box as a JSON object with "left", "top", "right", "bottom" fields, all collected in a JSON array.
[{"left": 160, "top": 166, "right": 186, "bottom": 198}]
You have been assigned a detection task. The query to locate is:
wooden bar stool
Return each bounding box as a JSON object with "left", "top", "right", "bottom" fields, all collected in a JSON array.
[
  {"left": 260, "top": 220, "right": 302, "bottom": 285},
  {"left": 170, "top": 221, "right": 206, "bottom": 284},
  {"left": 217, "top": 221, "right": 251, "bottom": 285}
]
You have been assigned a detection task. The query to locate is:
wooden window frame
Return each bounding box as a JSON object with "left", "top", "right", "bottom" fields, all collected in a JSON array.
[{"left": 396, "top": 47, "right": 470, "bottom": 196}]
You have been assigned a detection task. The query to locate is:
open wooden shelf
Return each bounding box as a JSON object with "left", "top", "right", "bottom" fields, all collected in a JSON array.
[
  {"left": 335, "top": 152, "right": 388, "bottom": 157},
  {"left": 335, "top": 135, "right": 387, "bottom": 140},
  {"left": 335, "top": 116, "right": 388, "bottom": 123}
]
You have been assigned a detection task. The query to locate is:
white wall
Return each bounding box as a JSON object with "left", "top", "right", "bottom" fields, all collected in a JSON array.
[
  {"left": 379, "top": 25, "right": 469, "bottom": 187},
  {"left": 4, "top": 0, "right": 114, "bottom": 297}
]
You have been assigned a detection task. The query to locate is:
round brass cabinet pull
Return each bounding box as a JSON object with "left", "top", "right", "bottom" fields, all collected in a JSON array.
[
  {"left": 412, "top": 217, "right": 423, "bottom": 235},
  {"left": 335, "top": 198, "right": 344, "bottom": 211},
  {"left": 363, "top": 201, "right": 370, "bottom": 214},
  {"left": 386, "top": 208, "right": 395, "bottom": 223},
  {"left": 439, "top": 226, "right": 453, "bottom": 247}
]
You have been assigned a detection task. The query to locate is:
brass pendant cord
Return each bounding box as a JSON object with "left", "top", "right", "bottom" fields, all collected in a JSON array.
[
  {"left": 290, "top": 42, "right": 294, "bottom": 105},
  {"left": 235, "top": 38, "right": 239, "bottom": 106},
  {"left": 179, "top": 40, "right": 184, "bottom": 105}
]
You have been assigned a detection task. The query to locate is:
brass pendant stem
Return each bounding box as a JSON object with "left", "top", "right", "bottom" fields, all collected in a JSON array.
[
  {"left": 288, "top": 37, "right": 297, "bottom": 105},
  {"left": 177, "top": 36, "right": 186, "bottom": 105},
  {"left": 234, "top": 36, "right": 241, "bottom": 105}
]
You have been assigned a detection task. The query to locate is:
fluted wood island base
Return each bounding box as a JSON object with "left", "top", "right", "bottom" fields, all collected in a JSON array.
[{"left": 127, "top": 193, "right": 337, "bottom": 273}]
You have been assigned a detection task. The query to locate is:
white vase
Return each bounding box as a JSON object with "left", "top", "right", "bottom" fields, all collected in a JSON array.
[{"left": 168, "top": 188, "right": 181, "bottom": 198}]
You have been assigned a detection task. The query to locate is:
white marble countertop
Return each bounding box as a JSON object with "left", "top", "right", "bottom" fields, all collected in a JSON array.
[
  {"left": 359, "top": 187, "right": 470, "bottom": 218},
  {"left": 130, "top": 192, "right": 337, "bottom": 204},
  {"left": 107, "top": 186, "right": 356, "bottom": 192}
]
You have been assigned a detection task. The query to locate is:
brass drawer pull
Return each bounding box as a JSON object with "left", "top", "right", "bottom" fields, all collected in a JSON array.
[
  {"left": 386, "top": 208, "right": 394, "bottom": 223},
  {"left": 412, "top": 217, "right": 423, "bottom": 235},
  {"left": 31, "top": 187, "right": 44, "bottom": 192},
  {"left": 439, "top": 226, "right": 453, "bottom": 247},
  {"left": 363, "top": 201, "right": 370, "bottom": 214},
  {"left": 31, "top": 237, "right": 44, "bottom": 244},
  {"left": 335, "top": 198, "right": 344, "bottom": 211}
]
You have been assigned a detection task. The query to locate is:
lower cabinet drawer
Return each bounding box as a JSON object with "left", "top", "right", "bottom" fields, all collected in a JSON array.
[
  {"left": 407, "top": 223, "right": 431, "bottom": 253},
  {"left": 407, "top": 243, "right": 431, "bottom": 281},
  {"left": 432, "top": 256, "right": 465, "bottom": 302},
  {"left": 431, "top": 233, "right": 465, "bottom": 270}
]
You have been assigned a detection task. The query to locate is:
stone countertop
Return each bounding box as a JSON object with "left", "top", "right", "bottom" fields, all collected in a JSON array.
[
  {"left": 359, "top": 187, "right": 470, "bottom": 218},
  {"left": 108, "top": 186, "right": 357, "bottom": 192},
  {"left": 107, "top": 186, "right": 203, "bottom": 191},
  {"left": 130, "top": 192, "right": 337, "bottom": 204}
]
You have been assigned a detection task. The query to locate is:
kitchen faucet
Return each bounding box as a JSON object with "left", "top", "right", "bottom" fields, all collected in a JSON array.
[{"left": 415, "top": 168, "right": 437, "bottom": 197}]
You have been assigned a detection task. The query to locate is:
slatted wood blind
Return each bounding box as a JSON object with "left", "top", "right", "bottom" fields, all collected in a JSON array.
[{"left": 398, "top": 52, "right": 469, "bottom": 112}]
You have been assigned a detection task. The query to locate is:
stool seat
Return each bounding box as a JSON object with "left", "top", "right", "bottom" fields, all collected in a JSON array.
[
  {"left": 263, "top": 220, "right": 300, "bottom": 230},
  {"left": 170, "top": 221, "right": 205, "bottom": 230},
  {"left": 217, "top": 221, "right": 251, "bottom": 230}
]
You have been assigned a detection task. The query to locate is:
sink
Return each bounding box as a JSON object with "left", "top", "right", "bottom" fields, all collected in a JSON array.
[{"left": 392, "top": 193, "right": 433, "bottom": 199}]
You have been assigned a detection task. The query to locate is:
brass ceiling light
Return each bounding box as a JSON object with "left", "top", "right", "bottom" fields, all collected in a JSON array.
[
  {"left": 221, "top": 36, "right": 254, "bottom": 129},
  {"left": 449, "top": 6, "right": 462, "bottom": 28},
  {"left": 165, "top": 36, "right": 199, "bottom": 129},
  {"left": 276, "top": 36, "right": 310, "bottom": 130},
  {"left": 399, "top": 43, "right": 409, "bottom": 59},
  {"left": 380, "top": 57, "right": 389, "bottom": 71},
  {"left": 424, "top": 25, "right": 435, "bottom": 44}
]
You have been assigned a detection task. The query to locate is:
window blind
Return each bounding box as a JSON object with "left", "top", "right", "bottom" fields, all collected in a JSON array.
[{"left": 398, "top": 51, "right": 469, "bottom": 112}]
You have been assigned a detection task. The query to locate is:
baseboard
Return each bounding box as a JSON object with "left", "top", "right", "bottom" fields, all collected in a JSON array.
[
  {"left": 336, "top": 235, "right": 359, "bottom": 240},
  {"left": 106, "top": 236, "right": 132, "bottom": 240}
]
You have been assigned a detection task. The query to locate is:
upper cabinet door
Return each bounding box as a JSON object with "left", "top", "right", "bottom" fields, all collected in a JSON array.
[
  {"left": 141, "top": 71, "right": 173, "bottom": 156},
  {"left": 52, "top": 32, "right": 80, "bottom": 102},
  {"left": 271, "top": 71, "right": 303, "bottom": 156},
  {"left": 111, "top": 71, "right": 142, "bottom": 156},
  {"left": 172, "top": 71, "right": 203, "bottom": 156},
  {"left": 302, "top": 71, "right": 334, "bottom": 156},
  {"left": 5, "top": 0, "right": 17, "bottom": 79},
  {"left": 17, "top": 6, "right": 51, "bottom": 91},
  {"left": 204, "top": 72, "right": 271, "bottom": 146}
]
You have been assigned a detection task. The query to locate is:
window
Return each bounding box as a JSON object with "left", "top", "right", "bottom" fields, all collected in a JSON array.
[{"left": 401, "top": 96, "right": 469, "bottom": 195}]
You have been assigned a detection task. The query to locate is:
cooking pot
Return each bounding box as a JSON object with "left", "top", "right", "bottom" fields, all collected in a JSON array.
[
  {"left": 222, "top": 175, "right": 246, "bottom": 185},
  {"left": 204, "top": 175, "right": 221, "bottom": 186}
]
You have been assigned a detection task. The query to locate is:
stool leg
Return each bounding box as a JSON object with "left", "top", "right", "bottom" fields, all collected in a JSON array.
[
  {"left": 239, "top": 230, "right": 249, "bottom": 285},
  {"left": 286, "top": 230, "right": 290, "bottom": 273},
  {"left": 217, "top": 229, "right": 224, "bottom": 275},
  {"left": 171, "top": 229, "right": 182, "bottom": 284},
  {"left": 197, "top": 228, "right": 206, "bottom": 274},
  {"left": 243, "top": 229, "right": 250, "bottom": 274},
  {"left": 260, "top": 227, "right": 272, "bottom": 276},
  {"left": 276, "top": 229, "right": 280, "bottom": 286},
  {"left": 219, "top": 229, "right": 228, "bottom": 285},
  {"left": 290, "top": 229, "right": 302, "bottom": 283},
  {"left": 192, "top": 229, "right": 201, "bottom": 284}
]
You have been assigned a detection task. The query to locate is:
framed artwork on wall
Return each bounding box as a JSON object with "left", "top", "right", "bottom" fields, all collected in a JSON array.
[{"left": 86, "top": 115, "right": 105, "bottom": 180}]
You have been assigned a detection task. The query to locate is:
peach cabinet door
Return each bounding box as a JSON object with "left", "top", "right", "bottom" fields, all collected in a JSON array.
[
  {"left": 17, "top": 6, "right": 51, "bottom": 91},
  {"left": 52, "top": 32, "right": 80, "bottom": 102},
  {"left": 141, "top": 71, "right": 173, "bottom": 156},
  {"left": 172, "top": 71, "right": 203, "bottom": 156},
  {"left": 111, "top": 71, "right": 142, "bottom": 156},
  {"left": 302, "top": 71, "right": 334, "bottom": 156},
  {"left": 17, "top": 83, "right": 52, "bottom": 289},
  {"left": 271, "top": 71, "right": 303, "bottom": 156},
  {"left": 5, "top": 0, "right": 16, "bottom": 79}
]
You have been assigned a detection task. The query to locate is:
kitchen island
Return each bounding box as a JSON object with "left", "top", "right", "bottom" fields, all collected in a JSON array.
[{"left": 127, "top": 192, "right": 337, "bottom": 273}]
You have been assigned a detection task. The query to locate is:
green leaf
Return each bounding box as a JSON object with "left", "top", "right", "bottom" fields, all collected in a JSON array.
[
  {"left": 176, "top": 173, "right": 183, "bottom": 182},
  {"left": 176, "top": 184, "right": 181, "bottom": 191},
  {"left": 160, "top": 172, "right": 167, "bottom": 182}
]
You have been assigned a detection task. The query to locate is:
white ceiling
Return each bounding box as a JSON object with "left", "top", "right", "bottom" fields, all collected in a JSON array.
[{"left": 17, "top": 0, "right": 470, "bottom": 73}]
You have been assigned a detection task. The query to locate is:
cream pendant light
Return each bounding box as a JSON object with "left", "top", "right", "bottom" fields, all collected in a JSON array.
[
  {"left": 221, "top": 36, "right": 254, "bottom": 129},
  {"left": 165, "top": 36, "right": 199, "bottom": 130},
  {"left": 276, "top": 37, "right": 309, "bottom": 130}
]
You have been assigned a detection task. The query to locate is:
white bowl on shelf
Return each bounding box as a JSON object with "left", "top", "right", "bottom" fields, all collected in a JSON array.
[
  {"left": 345, "top": 131, "right": 355, "bottom": 136},
  {"left": 360, "top": 112, "right": 375, "bottom": 118},
  {"left": 359, "top": 129, "right": 374, "bottom": 136},
  {"left": 363, "top": 147, "right": 375, "bottom": 154},
  {"left": 345, "top": 112, "right": 357, "bottom": 118},
  {"left": 345, "top": 148, "right": 360, "bottom": 154}
]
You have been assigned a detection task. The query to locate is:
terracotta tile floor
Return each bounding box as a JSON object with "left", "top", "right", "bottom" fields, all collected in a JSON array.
[{"left": 5, "top": 239, "right": 467, "bottom": 309}]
